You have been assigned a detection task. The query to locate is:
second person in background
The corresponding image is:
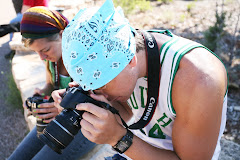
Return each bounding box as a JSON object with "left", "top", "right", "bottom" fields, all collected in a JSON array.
[{"left": 8, "top": 6, "right": 96, "bottom": 160}]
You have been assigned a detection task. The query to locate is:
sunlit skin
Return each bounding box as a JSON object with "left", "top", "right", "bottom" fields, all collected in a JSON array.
[
  {"left": 24, "top": 31, "right": 67, "bottom": 123},
  {"left": 29, "top": 38, "right": 62, "bottom": 62},
  {"left": 93, "top": 59, "right": 139, "bottom": 102},
  {"left": 52, "top": 32, "right": 228, "bottom": 160}
]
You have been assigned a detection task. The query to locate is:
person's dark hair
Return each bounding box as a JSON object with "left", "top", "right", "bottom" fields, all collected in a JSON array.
[{"left": 22, "top": 33, "right": 60, "bottom": 48}]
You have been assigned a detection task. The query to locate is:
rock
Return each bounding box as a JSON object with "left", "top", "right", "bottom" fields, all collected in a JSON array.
[
  {"left": 219, "top": 138, "right": 240, "bottom": 160},
  {"left": 229, "top": 82, "right": 240, "bottom": 90}
]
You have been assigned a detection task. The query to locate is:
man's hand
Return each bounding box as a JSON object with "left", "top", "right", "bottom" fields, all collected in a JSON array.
[
  {"left": 51, "top": 88, "right": 66, "bottom": 112},
  {"left": 76, "top": 93, "right": 127, "bottom": 146},
  {"left": 51, "top": 81, "right": 79, "bottom": 111}
]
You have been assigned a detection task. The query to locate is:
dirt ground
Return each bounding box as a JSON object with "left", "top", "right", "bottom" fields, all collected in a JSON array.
[{"left": 0, "top": 1, "right": 28, "bottom": 159}]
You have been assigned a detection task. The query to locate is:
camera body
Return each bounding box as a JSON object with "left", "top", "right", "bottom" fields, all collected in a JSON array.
[
  {"left": 25, "top": 95, "right": 52, "bottom": 136},
  {"left": 26, "top": 96, "right": 49, "bottom": 112},
  {"left": 39, "top": 86, "right": 107, "bottom": 154}
]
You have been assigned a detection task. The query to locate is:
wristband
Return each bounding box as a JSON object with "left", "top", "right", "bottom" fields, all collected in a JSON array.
[{"left": 112, "top": 129, "right": 133, "bottom": 154}]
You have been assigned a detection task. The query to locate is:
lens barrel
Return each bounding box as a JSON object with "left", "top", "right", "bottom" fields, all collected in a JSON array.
[
  {"left": 38, "top": 86, "right": 102, "bottom": 154},
  {"left": 39, "top": 109, "right": 83, "bottom": 154}
]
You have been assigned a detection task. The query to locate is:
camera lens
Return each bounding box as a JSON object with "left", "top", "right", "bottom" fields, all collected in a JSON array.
[
  {"left": 36, "top": 118, "right": 48, "bottom": 136},
  {"left": 38, "top": 86, "right": 103, "bottom": 154},
  {"left": 39, "top": 109, "right": 83, "bottom": 154}
]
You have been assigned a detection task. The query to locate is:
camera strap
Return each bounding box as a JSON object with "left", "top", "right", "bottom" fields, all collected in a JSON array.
[
  {"left": 52, "top": 62, "right": 60, "bottom": 90},
  {"left": 105, "top": 31, "right": 161, "bottom": 130},
  {"left": 70, "top": 31, "right": 160, "bottom": 130},
  {"left": 128, "top": 31, "right": 161, "bottom": 129}
]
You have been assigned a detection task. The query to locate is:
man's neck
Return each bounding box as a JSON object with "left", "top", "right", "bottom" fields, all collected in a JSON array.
[{"left": 136, "top": 49, "right": 148, "bottom": 78}]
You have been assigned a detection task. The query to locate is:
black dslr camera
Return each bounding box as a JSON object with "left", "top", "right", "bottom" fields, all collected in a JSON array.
[
  {"left": 38, "top": 86, "right": 110, "bottom": 154},
  {"left": 25, "top": 95, "right": 53, "bottom": 136}
]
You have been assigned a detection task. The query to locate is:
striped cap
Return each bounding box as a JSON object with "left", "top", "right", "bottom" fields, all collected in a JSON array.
[{"left": 20, "top": 6, "right": 68, "bottom": 39}]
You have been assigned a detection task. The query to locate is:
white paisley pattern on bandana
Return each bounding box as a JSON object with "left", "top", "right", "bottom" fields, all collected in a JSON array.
[{"left": 62, "top": 0, "right": 136, "bottom": 91}]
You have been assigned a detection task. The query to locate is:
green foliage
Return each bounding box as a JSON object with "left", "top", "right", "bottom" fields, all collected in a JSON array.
[
  {"left": 157, "top": 0, "right": 173, "bottom": 4},
  {"left": 225, "top": 0, "right": 234, "bottom": 4},
  {"left": 6, "top": 71, "right": 23, "bottom": 110},
  {"left": 179, "top": 13, "right": 186, "bottom": 23},
  {"left": 187, "top": 2, "right": 196, "bottom": 13},
  {"left": 113, "top": 0, "right": 151, "bottom": 15},
  {"left": 137, "top": 0, "right": 151, "bottom": 12},
  {"left": 204, "top": 4, "right": 226, "bottom": 51}
]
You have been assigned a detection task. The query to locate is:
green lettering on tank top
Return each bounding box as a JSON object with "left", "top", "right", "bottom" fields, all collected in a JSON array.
[
  {"left": 129, "top": 92, "right": 138, "bottom": 109},
  {"left": 157, "top": 112, "right": 172, "bottom": 128},
  {"left": 149, "top": 123, "right": 166, "bottom": 139},
  {"left": 139, "top": 86, "right": 147, "bottom": 108}
]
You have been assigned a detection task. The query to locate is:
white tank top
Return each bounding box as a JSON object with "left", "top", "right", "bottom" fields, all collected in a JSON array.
[{"left": 125, "top": 30, "right": 227, "bottom": 160}]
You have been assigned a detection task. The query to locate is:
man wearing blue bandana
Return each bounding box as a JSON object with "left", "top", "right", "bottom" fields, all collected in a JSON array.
[{"left": 52, "top": 0, "right": 228, "bottom": 159}]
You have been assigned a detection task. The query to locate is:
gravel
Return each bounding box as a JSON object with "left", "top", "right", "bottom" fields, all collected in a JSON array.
[{"left": 0, "top": 30, "right": 28, "bottom": 159}]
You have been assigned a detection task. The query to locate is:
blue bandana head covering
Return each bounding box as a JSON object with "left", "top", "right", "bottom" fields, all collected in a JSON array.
[{"left": 62, "top": 0, "right": 136, "bottom": 91}]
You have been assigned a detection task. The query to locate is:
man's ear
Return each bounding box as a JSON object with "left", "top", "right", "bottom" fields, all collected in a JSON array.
[{"left": 129, "top": 55, "right": 137, "bottom": 67}]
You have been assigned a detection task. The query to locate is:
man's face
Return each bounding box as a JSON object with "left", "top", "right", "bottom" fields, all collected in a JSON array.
[{"left": 93, "top": 64, "right": 137, "bottom": 102}]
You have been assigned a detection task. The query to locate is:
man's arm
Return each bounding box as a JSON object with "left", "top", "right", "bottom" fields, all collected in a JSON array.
[
  {"left": 171, "top": 48, "right": 227, "bottom": 159},
  {"left": 74, "top": 48, "right": 227, "bottom": 160},
  {"left": 76, "top": 95, "right": 181, "bottom": 160}
]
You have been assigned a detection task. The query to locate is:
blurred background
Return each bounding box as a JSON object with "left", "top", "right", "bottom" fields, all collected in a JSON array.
[{"left": 0, "top": 0, "right": 239, "bottom": 159}]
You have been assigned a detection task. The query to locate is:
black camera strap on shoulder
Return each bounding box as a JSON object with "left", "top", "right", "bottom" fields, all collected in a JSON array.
[
  {"left": 128, "top": 30, "right": 161, "bottom": 129},
  {"left": 105, "top": 31, "right": 161, "bottom": 130}
]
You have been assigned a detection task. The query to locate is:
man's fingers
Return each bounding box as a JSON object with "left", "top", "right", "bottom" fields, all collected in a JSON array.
[
  {"left": 54, "top": 101, "right": 64, "bottom": 112},
  {"left": 81, "top": 128, "right": 94, "bottom": 141},
  {"left": 80, "top": 118, "right": 96, "bottom": 132},
  {"left": 68, "top": 81, "right": 79, "bottom": 88},
  {"left": 81, "top": 111, "right": 105, "bottom": 129},
  {"left": 90, "top": 93, "right": 108, "bottom": 103},
  {"left": 51, "top": 89, "right": 65, "bottom": 103},
  {"left": 76, "top": 103, "right": 109, "bottom": 119}
]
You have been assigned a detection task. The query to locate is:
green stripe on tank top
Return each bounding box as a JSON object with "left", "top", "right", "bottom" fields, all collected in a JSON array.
[
  {"left": 198, "top": 46, "right": 229, "bottom": 96},
  {"left": 168, "top": 45, "right": 229, "bottom": 116},
  {"left": 146, "top": 29, "right": 177, "bottom": 66},
  {"left": 160, "top": 37, "right": 180, "bottom": 66},
  {"left": 167, "top": 43, "right": 201, "bottom": 116},
  {"left": 167, "top": 43, "right": 198, "bottom": 116}
]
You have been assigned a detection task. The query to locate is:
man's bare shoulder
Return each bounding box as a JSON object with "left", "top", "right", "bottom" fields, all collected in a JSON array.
[
  {"left": 171, "top": 47, "right": 228, "bottom": 159},
  {"left": 172, "top": 47, "right": 227, "bottom": 115}
]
